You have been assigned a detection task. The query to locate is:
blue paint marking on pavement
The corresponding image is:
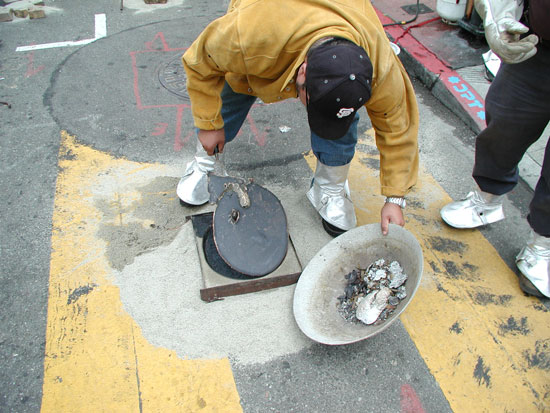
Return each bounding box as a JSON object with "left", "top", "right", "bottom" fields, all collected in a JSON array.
[{"left": 446, "top": 75, "right": 485, "bottom": 121}]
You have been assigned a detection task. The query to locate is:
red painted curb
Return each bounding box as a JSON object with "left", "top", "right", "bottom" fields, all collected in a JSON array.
[{"left": 374, "top": 7, "right": 487, "bottom": 134}]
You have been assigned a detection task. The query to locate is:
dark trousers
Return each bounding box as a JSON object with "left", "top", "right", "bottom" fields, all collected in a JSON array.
[{"left": 473, "top": 44, "right": 550, "bottom": 237}]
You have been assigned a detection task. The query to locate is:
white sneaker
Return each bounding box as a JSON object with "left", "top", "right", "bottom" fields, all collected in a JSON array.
[{"left": 440, "top": 190, "right": 504, "bottom": 229}]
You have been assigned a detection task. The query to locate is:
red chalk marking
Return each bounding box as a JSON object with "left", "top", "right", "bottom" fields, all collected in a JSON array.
[
  {"left": 174, "top": 129, "right": 194, "bottom": 152},
  {"left": 25, "top": 52, "right": 45, "bottom": 77},
  {"left": 151, "top": 122, "right": 168, "bottom": 136},
  {"left": 144, "top": 32, "right": 179, "bottom": 52},
  {"left": 173, "top": 106, "right": 193, "bottom": 152},
  {"left": 130, "top": 51, "right": 144, "bottom": 110},
  {"left": 130, "top": 33, "right": 190, "bottom": 150},
  {"left": 246, "top": 113, "right": 267, "bottom": 147},
  {"left": 131, "top": 33, "right": 277, "bottom": 152},
  {"left": 400, "top": 383, "right": 426, "bottom": 413}
]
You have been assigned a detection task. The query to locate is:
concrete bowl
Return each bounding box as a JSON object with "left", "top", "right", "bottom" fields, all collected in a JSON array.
[{"left": 293, "top": 223, "right": 423, "bottom": 345}]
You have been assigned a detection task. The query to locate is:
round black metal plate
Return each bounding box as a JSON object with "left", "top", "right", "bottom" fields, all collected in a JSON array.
[
  {"left": 202, "top": 226, "right": 256, "bottom": 280},
  {"left": 213, "top": 183, "right": 288, "bottom": 276}
]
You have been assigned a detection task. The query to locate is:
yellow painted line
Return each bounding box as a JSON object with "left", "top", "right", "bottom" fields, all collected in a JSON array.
[
  {"left": 42, "top": 131, "right": 242, "bottom": 412},
  {"left": 307, "top": 129, "right": 550, "bottom": 411}
]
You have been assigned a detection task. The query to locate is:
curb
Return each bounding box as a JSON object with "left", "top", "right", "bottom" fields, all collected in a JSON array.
[{"left": 375, "top": 8, "right": 486, "bottom": 135}]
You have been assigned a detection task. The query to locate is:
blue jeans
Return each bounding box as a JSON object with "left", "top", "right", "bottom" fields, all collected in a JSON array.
[{"left": 218, "top": 82, "right": 358, "bottom": 166}]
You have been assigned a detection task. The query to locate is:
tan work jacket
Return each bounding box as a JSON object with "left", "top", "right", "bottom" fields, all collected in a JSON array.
[{"left": 183, "top": 0, "right": 419, "bottom": 196}]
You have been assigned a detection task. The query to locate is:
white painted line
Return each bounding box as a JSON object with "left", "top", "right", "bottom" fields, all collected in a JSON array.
[
  {"left": 16, "top": 39, "right": 96, "bottom": 52},
  {"left": 94, "top": 13, "right": 107, "bottom": 39},
  {"left": 16, "top": 14, "right": 107, "bottom": 52}
]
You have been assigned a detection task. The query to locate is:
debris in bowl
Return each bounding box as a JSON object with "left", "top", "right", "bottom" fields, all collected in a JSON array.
[{"left": 337, "top": 259, "right": 408, "bottom": 325}]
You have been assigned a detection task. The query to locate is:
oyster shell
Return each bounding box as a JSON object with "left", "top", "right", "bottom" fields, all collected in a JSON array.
[{"left": 356, "top": 286, "right": 391, "bottom": 325}]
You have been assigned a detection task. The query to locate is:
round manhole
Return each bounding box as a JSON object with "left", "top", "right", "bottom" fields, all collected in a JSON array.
[{"left": 157, "top": 53, "right": 189, "bottom": 100}]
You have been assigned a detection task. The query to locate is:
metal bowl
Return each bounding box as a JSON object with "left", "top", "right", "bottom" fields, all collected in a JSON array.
[{"left": 293, "top": 223, "right": 423, "bottom": 345}]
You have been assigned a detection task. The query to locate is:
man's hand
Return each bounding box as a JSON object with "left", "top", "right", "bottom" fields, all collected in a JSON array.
[
  {"left": 475, "top": 0, "right": 538, "bottom": 64},
  {"left": 198, "top": 129, "right": 226, "bottom": 155},
  {"left": 485, "top": 18, "right": 538, "bottom": 63},
  {"left": 381, "top": 202, "right": 405, "bottom": 235}
]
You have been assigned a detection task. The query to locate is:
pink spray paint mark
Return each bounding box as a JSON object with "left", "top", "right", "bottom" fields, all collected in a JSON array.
[
  {"left": 174, "top": 129, "right": 194, "bottom": 152},
  {"left": 130, "top": 33, "right": 190, "bottom": 151},
  {"left": 151, "top": 122, "right": 168, "bottom": 136},
  {"left": 25, "top": 52, "right": 45, "bottom": 77},
  {"left": 400, "top": 383, "right": 425, "bottom": 413},
  {"left": 246, "top": 114, "right": 268, "bottom": 147},
  {"left": 145, "top": 32, "right": 173, "bottom": 52}
]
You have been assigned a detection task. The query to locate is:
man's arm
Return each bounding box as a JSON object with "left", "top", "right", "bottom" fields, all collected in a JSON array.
[
  {"left": 367, "top": 63, "right": 419, "bottom": 198},
  {"left": 182, "top": 14, "right": 245, "bottom": 131},
  {"left": 366, "top": 61, "right": 419, "bottom": 234}
]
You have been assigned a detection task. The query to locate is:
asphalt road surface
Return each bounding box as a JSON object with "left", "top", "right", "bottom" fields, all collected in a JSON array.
[{"left": 1, "top": 1, "right": 548, "bottom": 412}]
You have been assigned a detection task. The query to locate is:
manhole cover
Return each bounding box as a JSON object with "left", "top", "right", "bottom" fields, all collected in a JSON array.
[
  {"left": 401, "top": 3, "right": 433, "bottom": 15},
  {"left": 203, "top": 225, "right": 256, "bottom": 280},
  {"left": 158, "top": 53, "right": 189, "bottom": 100}
]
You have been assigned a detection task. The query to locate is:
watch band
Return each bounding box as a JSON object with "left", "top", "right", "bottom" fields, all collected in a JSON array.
[{"left": 385, "top": 197, "right": 406, "bottom": 208}]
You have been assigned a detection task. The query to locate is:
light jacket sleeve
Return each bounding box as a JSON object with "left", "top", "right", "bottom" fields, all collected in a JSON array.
[
  {"left": 366, "top": 60, "right": 419, "bottom": 197},
  {"left": 182, "top": 15, "right": 246, "bottom": 130}
]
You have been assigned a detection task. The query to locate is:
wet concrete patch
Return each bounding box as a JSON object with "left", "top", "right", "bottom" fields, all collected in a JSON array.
[
  {"left": 112, "top": 218, "right": 311, "bottom": 365},
  {"left": 96, "top": 176, "right": 189, "bottom": 271}
]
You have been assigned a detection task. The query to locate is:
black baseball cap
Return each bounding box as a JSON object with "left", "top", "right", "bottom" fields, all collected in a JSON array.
[{"left": 305, "top": 41, "right": 373, "bottom": 140}]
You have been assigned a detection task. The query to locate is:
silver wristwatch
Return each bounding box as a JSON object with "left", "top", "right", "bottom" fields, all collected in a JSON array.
[{"left": 385, "top": 197, "right": 406, "bottom": 208}]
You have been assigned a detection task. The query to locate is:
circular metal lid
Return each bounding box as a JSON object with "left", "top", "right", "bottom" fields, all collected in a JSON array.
[{"left": 212, "top": 180, "right": 288, "bottom": 277}]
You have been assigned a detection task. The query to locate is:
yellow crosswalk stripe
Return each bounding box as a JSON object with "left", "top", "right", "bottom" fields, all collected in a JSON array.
[{"left": 42, "top": 131, "right": 242, "bottom": 412}]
